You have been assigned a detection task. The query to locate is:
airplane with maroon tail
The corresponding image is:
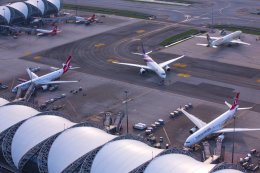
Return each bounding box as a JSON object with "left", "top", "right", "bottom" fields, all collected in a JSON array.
[
  {"left": 75, "top": 14, "right": 98, "bottom": 25},
  {"left": 178, "top": 93, "right": 260, "bottom": 147},
  {"left": 12, "top": 56, "right": 79, "bottom": 93},
  {"left": 36, "top": 25, "right": 62, "bottom": 36}
]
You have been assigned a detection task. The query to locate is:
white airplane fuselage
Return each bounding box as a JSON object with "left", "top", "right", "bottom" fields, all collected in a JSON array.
[
  {"left": 12, "top": 69, "right": 63, "bottom": 93},
  {"left": 184, "top": 106, "right": 238, "bottom": 147},
  {"left": 144, "top": 55, "right": 166, "bottom": 79},
  {"left": 212, "top": 31, "right": 241, "bottom": 46},
  {"left": 36, "top": 28, "right": 53, "bottom": 34}
]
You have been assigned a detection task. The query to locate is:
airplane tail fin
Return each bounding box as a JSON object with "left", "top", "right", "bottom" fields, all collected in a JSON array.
[
  {"left": 62, "top": 55, "right": 80, "bottom": 73},
  {"left": 141, "top": 42, "right": 146, "bottom": 54},
  {"left": 132, "top": 42, "right": 152, "bottom": 56},
  {"left": 230, "top": 92, "right": 239, "bottom": 110},
  {"left": 206, "top": 34, "right": 214, "bottom": 47},
  {"left": 62, "top": 55, "right": 72, "bottom": 73},
  {"left": 52, "top": 25, "right": 58, "bottom": 34},
  {"left": 225, "top": 92, "right": 253, "bottom": 111},
  {"left": 86, "top": 14, "right": 96, "bottom": 22},
  {"left": 91, "top": 14, "right": 96, "bottom": 21}
]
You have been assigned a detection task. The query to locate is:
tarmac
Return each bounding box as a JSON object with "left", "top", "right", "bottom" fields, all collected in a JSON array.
[{"left": 0, "top": 13, "right": 259, "bottom": 165}]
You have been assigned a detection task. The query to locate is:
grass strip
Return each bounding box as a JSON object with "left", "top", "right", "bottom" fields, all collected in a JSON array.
[
  {"left": 213, "top": 25, "right": 260, "bottom": 35},
  {"left": 160, "top": 29, "right": 203, "bottom": 46},
  {"left": 63, "top": 4, "right": 152, "bottom": 19}
]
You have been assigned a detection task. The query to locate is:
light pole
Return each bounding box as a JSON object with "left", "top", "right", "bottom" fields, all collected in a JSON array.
[
  {"left": 231, "top": 115, "right": 236, "bottom": 163},
  {"left": 76, "top": 0, "right": 78, "bottom": 16},
  {"left": 124, "top": 90, "right": 129, "bottom": 134},
  {"left": 37, "top": 0, "right": 39, "bottom": 17},
  {"left": 3, "top": 8, "right": 5, "bottom": 24},
  {"left": 211, "top": 2, "right": 214, "bottom": 33}
]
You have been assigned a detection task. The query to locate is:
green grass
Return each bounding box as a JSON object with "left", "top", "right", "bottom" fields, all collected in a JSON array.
[
  {"left": 63, "top": 4, "right": 151, "bottom": 19},
  {"left": 149, "top": 0, "right": 195, "bottom": 4},
  {"left": 213, "top": 25, "right": 260, "bottom": 35},
  {"left": 160, "top": 29, "right": 203, "bottom": 46}
]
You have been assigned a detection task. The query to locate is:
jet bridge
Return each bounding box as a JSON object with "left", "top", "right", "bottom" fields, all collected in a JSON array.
[{"left": 23, "top": 83, "right": 35, "bottom": 101}]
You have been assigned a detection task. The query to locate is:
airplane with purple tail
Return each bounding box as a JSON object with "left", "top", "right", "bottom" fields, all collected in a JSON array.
[{"left": 113, "top": 43, "right": 184, "bottom": 82}]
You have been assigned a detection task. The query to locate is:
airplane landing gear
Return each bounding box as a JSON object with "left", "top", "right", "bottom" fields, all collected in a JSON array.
[{"left": 159, "top": 79, "right": 165, "bottom": 85}]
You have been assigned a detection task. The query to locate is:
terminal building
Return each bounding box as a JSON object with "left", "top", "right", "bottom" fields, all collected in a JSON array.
[
  {"left": 0, "top": 0, "right": 61, "bottom": 25},
  {"left": 0, "top": 98, "right": 245, "bottom": 173}
]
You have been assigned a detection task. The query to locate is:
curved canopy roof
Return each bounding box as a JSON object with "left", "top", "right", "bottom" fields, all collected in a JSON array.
[
  {"left": 215, "top": 170, "right": 243, "bottom": 173},
  {"left": 7, "top": 2, "right": 28, "bottom": 18},
  {"left": 0, "top": 97, "right": 9, "bottom": 106},
  {"left": 144, "top": 154, "right": 215, "bottom": 173},
  {"left": 48, "top": 126, "right": 116, "bottom": 173},
  {"left": 91, "top": 139, "right": 163, "bottom": 173},
  {"left": 25, "top": 0, "right": 45, "bottom": 15},
  {"left": 47, "top": 0, "right": 61, "bottom": 10},
  {"left": 11, "top": 115, "right": 75, "bottom": 168},
  {"left": 0, "top": 105, "right": 38, "bottom": 133},
  {"left": 0, "top": 6, "right": 11, "bottom": 23}
]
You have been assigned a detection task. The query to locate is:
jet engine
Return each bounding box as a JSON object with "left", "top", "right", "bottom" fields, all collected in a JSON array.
[
  {"left": 165, "top": 65, "right": 170, "bottom": 72},
  {"left": 41, "top": 85, "right": 48, "bottom": 91},
  {"left": 140, "top": 68, "right": 146, "bottom": 74},
  {"left": 217, "top": 134, "right": 225, "bottom": 141},
  {"left": 189, "top": 126, "right": 198, "bottom": 134}
]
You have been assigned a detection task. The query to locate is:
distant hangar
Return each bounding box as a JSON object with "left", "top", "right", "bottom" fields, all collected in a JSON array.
[
  {"left": 0, "top": 0, "right": 61, "bottom": 25},
  {"left": 0, "top": 98, "right": 245, "bottom": 173}
]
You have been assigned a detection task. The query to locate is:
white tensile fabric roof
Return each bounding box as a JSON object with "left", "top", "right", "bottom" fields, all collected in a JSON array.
[
  {"left": 91, "top": 139, "right": 163, "bottom": 173},
  {"left": 11, "top": 115, "right": 76, "bottom": 168},
  {"left": 144, "top": 154, "right": 215, "bottom": 173},
  {"left": 0, "top": 105, "right": 39, "bottom": 133},
  {"left": 7, "top": 2, "right": 28, "bottom": 18},
  {"left": 47, "top": 0, "right": 61, "bottom": 10},
  {"left": 214, "top": 170, "right": 244, "bottom": 173},
  {"left": 0, "top": 6, "right": 11, "bottom": 23},
  {"left": 0, "top": 97, "right": 9, "bottom": 106},
  {"left": 48, "top": 126, "right": 116, "bottom": 173},
  {"left": 25, "top": 0, "right": 45, "bottom": 15}
]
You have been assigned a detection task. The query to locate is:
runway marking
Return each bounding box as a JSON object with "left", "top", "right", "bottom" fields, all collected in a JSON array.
[
  {"left": 107, "top": 59, "right": 119, "bottom": 63},
  {"left": 24, "top": 51, "right": 31, "bottom": 56},
  {"left": 136, "top": 29, "right": 145, "bottom": 34},
  {"left": 256, "top": 79, "right": 260, "bottom": 83},
  {"left": 10, "top": 77, "right": 16, "bottom": 92},
  {"left": 66, "top": 99, "right": 79, "bottom": 117},
  {"left": 177, "top": 73, "right": 191, "bottom": 77},
  {"left": 33, "top": 56, "right": 41, "bottom": 61},
  {"left": 163, "top": 127, "right": 171, "bottom": 145},
  {"left": 95, "top": 43, "right": 106, "bottom": 48},
  {"left": 173, "top": 63, "right": 187, "bottom": 68}
]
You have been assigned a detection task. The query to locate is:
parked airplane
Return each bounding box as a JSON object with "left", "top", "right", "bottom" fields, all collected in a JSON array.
[
  {"left": 113, "top": 44, "right": 184, "bottom": 81},
  {"left": 36, "top": 26, "right": 61, "bottom": 36},
  {"left": 31, "top": 16, "right": 73, "bottom": 26},
  {"left": 196, "top": 31, "right": 250, "bottom": 48},
  {"left": 12, "top": 56, "right": 79, "bottom": 93},
  {"left": 178, "top": 93, "right": 260, "bottom": 147},
  {"left": 75, "top": 14, "right": 98, "bottom": 25},
  {"left": 0, "top": 25, "right": 34, "bottom": 38}
]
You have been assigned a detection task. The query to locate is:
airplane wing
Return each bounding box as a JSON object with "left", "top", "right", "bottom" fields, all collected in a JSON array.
[
  {"left": 159, "top": 55, "right": 184, "bottom": 68},
  {"left": 238, "top": 107, "right": 253, "bottom": 110},
  {"left": 38, "top": 80, "right": 79, "bottom": 85},
  {"left": 214, "top": 128, "right": 260, "bottom": 133},
  {"left": 178, "top": 108, "right": 207, "bottom": 128},
  {"left": 113, "top": 62, "right": 152, "bottom": 70},
  {"left": 224, "top": 101, "right": 232, "bottom": 108},
  {"left": 230, "top": 39, "right": 251, "bottom": 45},
  {"left": 37, "top": 33, "right": 45, "bottom": 36},
  {"left": 196, "top": 43, "right": 218, "bottom": 48},
  {"left": 26, "top": 68, "right": 38, "bottom": 79},
  {"left": 195, "top": 35, "right": 220, "bottom": 40}
]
